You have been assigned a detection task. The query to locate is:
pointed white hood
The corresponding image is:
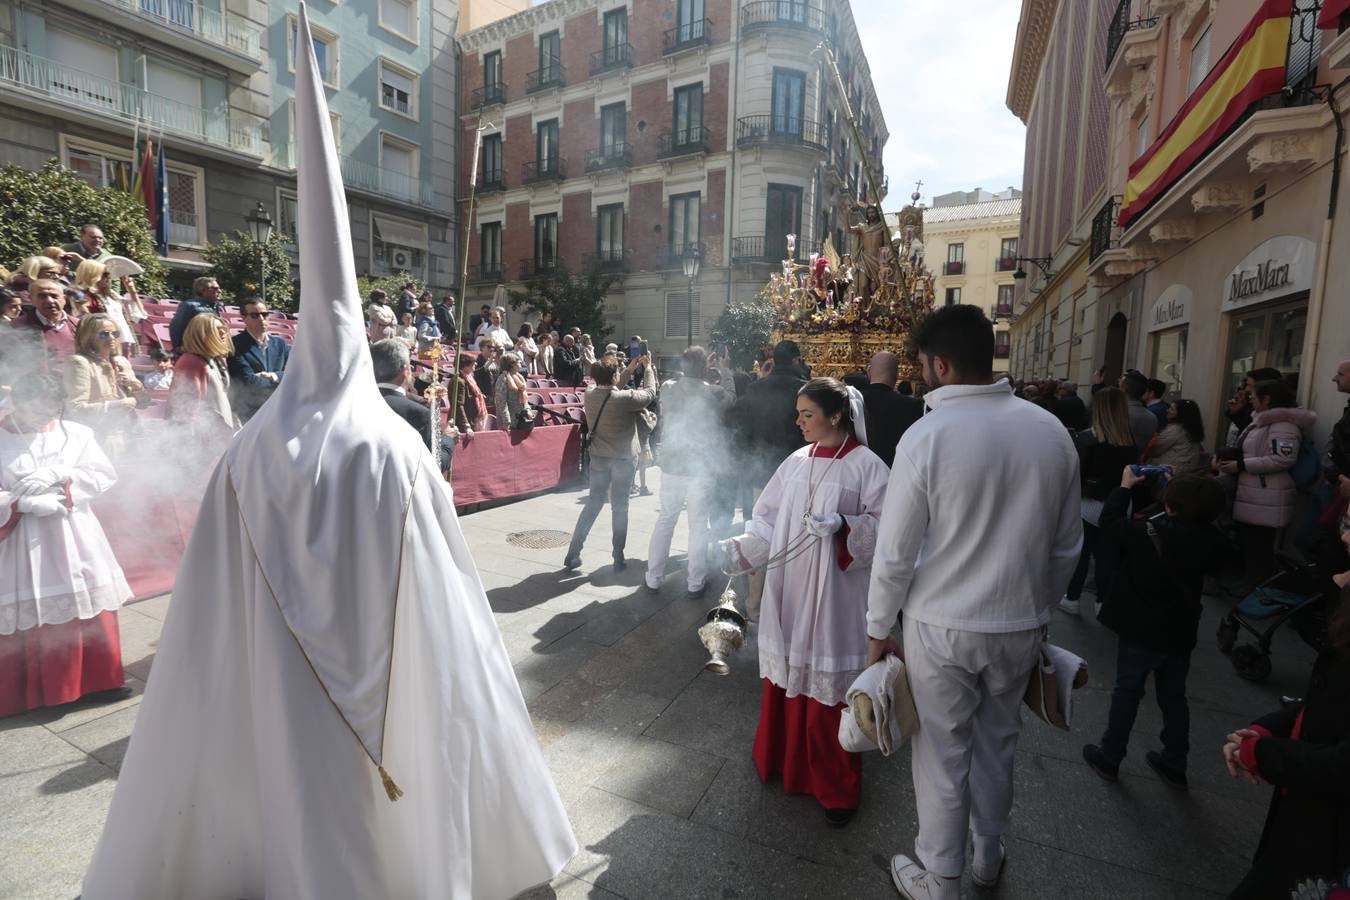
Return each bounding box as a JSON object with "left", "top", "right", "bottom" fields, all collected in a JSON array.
[{"left": 222, "top": 1, "right": 424, "bottom": 774}]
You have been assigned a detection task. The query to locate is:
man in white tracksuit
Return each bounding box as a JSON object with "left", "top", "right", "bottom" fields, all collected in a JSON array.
[{"left": 865, "top": 304, "right": 1081, "bottom": 900}]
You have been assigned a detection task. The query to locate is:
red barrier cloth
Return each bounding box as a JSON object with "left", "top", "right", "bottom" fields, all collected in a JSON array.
[
  {"left": 752, "top": 679, "right": 862, "bottom": 811},
  {"left": 448, "top": 423, "right": 582, "bottom": 507},
  {"left": 95, "top": 492, "right": 198, "bottom": 602},
  {"left": 0, "top": 611, "right": 125, "bottom": 716}
]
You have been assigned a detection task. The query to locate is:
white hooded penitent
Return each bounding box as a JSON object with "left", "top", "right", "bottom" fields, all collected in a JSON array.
[{"left": 82, "top": 4, "right": 576, "bottom": 897}]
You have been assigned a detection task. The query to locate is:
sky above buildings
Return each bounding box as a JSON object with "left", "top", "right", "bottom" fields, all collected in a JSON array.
[{"left": 854, "top": 0, "right": 1026, "bottom": 206}]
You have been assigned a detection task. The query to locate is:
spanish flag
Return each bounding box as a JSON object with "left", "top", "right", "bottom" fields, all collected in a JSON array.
[
  {"left": 1319, "top": 0, "right": 1349, "bottom": 30},
  {"left": 1119, "top": 0, "right": 1292, "bottom": 228}
]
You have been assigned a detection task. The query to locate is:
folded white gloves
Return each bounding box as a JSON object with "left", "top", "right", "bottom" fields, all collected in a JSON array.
[
  {"left": 16, "top": 493, "right": 69, "bottom": 517},
  {"left": 804, "top": 513, "right": 843, "bottom": 538},
  {"left": 12, "top": 466, "right": 70, "bottom": 497}
]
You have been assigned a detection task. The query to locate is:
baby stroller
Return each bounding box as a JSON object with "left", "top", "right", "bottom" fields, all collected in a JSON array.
[{"left": 1216, "top": 552, "right": 1332, "bottom": 682}]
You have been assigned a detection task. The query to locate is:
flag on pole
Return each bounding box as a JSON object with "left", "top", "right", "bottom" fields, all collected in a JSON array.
[
  {"left": 1319, "top": 0, "right": 1349, "bottom": 30},
  {"left": 154, "top": 139, "right": 170, "bottom": 256},
  {"left": 131, "top": 127, "right": 157, "bottom": 234}
]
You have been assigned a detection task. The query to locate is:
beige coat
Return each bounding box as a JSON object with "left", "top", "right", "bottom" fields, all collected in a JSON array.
[
  {"left": 64, "top": 353, "right": 142, "bottom": 452},
  {"left": 582, "top": 364, "right": 656, "bottom": 460}
]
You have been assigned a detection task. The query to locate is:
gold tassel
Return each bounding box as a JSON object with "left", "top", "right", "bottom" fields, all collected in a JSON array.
[{"left": 378, "top": 765, "right": 404, "bottom": 802}]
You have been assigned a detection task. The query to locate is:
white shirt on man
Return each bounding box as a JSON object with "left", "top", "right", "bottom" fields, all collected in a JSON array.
[{"left": 475, "top": 323, "right": 511, "bottom": 351}]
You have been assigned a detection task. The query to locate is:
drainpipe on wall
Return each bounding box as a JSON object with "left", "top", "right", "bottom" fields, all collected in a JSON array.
[{"left": 1298, "top": 75, "right": 1349, "bottom": 410}]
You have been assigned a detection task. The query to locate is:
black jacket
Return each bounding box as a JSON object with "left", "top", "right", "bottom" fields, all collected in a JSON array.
[
  {"left": 735, "top": 367, "right": 807, "bottom": 485},
  {"left": 860, "top": 382, "right": 923, "bottom": 468},
  {"left": 1329, "top": 399, "right": 1350, "bottom": 479},
  {"left": 1055, "top": 394, "right": 1090, "bottom": 432},
  {"left": 1096, "top": 487, "right": 1237, "bottom": 653},
  {"left": 1230, "top": 645, "right": 1350, "bottom": 899},
  {"left": 556, "top": 344, "right": 583, "bottom": 387},
  {"left": 379, "top": 387, "right": 454, "bottom": 468},
  {"left": 1075, "top": 433, "right": 1140, "bottom": 500},
  {"left": 433, "top": 304, "right": 458, "bottom": 343}
]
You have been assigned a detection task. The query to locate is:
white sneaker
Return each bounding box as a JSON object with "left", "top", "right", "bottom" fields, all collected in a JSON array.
[
  {"left": 1058, "top": 596, "right": 1080, "bottom": 615},
  {"left": 970, "top": 836, "right": 1006, "bottom": 888},
  {"left": 890, "top": 855, "right": 958, "bottom": 900}
]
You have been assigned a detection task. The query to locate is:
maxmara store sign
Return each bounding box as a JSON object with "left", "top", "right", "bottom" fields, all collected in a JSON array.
[
  {"left": 1221, "top": 235, "right": 1316, "bottom": 312},
  {"left": 1148, "top": 285, "right": 1192, "bottom": 333}
]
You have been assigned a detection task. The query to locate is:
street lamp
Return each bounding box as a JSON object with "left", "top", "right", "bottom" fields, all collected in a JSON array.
[
  {"left": 682, "top": 242, "right": 701, "bottom": 349},
  {"left": 245, "top": 201, "right": 274, "bottom": 301}
]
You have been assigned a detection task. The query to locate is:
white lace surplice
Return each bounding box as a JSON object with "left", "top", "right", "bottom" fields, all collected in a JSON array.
[
  {"left": 745, "top": 441, "right": 889, "bottom": 706},
  {"left": 0, "top": 420, "right": 131, "bottom": 634}
]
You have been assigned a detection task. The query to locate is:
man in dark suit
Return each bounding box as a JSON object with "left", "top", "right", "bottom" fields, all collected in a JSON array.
[
  {"left": 734, "top": 340, "right": 809, "bottom": 490},
  {"left": 168, "top": 276, "right": 226, "bottom": 353},
  {"left": 370, "top": 338, "right": 454, "bottom": 473},
  {"left": 228, "top": 298, "right": 290, "bottom": 423},
  {"left": 861, "top": 351, "right": 923, "bottom": 468},
  {"left": 434, "top": 293, "right": 458, "bottom": 345}
]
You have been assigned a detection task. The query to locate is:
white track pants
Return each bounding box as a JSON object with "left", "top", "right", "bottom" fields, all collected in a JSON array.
[
  {"left": 645, "top": 472, "right": 713, "bottom": 591},
  {"left": 902, "top": 616, "right": 1041, "bottom": 878}
]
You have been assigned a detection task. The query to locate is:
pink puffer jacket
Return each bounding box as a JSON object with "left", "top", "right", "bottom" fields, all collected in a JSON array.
[{"left": 1232, "top": 406, "right": 1318, "bottom": 528}]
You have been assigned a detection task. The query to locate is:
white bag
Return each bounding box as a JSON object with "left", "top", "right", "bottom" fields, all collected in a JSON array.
[{"left": 838, "top": 655, "right": 920, "bottom": 755}]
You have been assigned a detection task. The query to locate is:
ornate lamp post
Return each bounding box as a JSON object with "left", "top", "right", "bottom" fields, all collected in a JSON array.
[
  {"left": 682, "top": 242, "right": 701, "bottom": 349},
  {"left": 245, "top": 201, "right": 274, "bottom": 301}
]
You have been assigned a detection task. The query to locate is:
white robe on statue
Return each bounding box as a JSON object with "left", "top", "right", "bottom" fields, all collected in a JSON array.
[
  {"left": 82, "top": 7, "right": 575, "bottom": 897},
  {"left": 738, "top": 438, "right": 889, "bottom": 706}
]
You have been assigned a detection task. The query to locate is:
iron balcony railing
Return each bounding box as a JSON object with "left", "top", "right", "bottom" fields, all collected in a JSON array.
[
  {"left": 275, "top": 143, "right": 434, "bottom": 207},
  {"left": 662, "top": 18, "right": 712, "bottom": 54},
  {"left": 471, "top": 81, "right": 507, "bottom": 109},
  {"left": 586, "top": 249, "right": 630, "bottom": 272},
  {"left": 994, "top": 345, "right": 1011, "bottom": 359},
  {"left": 590, "top": 42, "right": 632, "bottom": 75},
  {"left": 100, "top": 0, "right": 263, "bottom": 62},
  {"left": 520, "top": 256, "right": 561, "bottom": 279},
  {"left": 994, "top": 304, "right": 1014, "bottom": 319},
  {"left": 1090, "top": 196, "right": 1122, "bottom": 262},
  {"left": 731, "top": 235, "right": 818, "bottom": 262},
  {"left": 523, "top": 157, "right": 566, "bottom": 183},
  {"left": 470, "top": 264, "right": 504, "bottom": 283},
  {"left": 740, "top": 1, "right": 831, "bottom": 38},
  {"left": 943, "top": 260, "right": 965, "bottom": 276},
  {"left": 526, "top": 63, "right": 565, "bottom": 93},
  {"left": 996, "top": 255, "right": 1019, "bottom": 272},
  {"left": 1, "top": 44, "right": 264, "bottom": 155},
  {"left": 657, "top": 126, "right": 712, "bottom": 159},
  {"left": 585, "top": 143, "right": 632, "bottom": 172},
  {"left": 735, "top": 115, "right": 827, "bottom": 152},
  {"left": 478, "top": 168, "right": 505, "bottom": 193},
  {"left": 1105, "top": 0, "right": 1160, "bottom": 71}
]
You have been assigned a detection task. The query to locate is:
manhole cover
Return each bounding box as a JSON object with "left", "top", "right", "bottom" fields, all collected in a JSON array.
[{"left": 506, "top": 529, "right": 572, "bottom": 549}]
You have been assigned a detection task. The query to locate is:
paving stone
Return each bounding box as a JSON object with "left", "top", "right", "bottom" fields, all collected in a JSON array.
[
  {"left": 123, "top": 592, "right": 172, "bottom": 621},
  {"left": 26, "top": 675, "right": 146, "bottom": 735},
  {"left": 54, "top": 705, "right": 142, "bottom": 772},
  {"left": 592, "top": 737, "right": 726, "bottom": 818}
]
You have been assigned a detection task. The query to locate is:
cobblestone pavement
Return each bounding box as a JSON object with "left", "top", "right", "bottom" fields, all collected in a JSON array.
[{"left": 0, "top": 468, "right": 1316, "bottom": 899}]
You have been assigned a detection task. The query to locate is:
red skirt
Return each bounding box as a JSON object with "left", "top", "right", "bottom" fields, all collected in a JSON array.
[
  {"left": 0, "top": 611, "right": 125, "bottom": 717},
  {"left": 752, "top": 679, "right": 862, "bottom": 810}
]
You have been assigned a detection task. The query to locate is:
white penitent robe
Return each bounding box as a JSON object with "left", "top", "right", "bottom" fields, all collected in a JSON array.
[
  {"left": 0, "top": 419, "right": 129, "bottom": 633},
  {"left": 82, "top": 6, "right": 575, "bottom": 897},
  {"left": 739, "top": 438, "right": 889, "bottom": 706}
]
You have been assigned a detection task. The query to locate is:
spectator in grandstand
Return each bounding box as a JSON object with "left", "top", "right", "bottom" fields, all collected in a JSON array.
[
  {"left": 580, "top": 333, "right": 597, "bottom": 367},
  {"left": 168, "top": 313, "right": 237, "bottom": 440},
  {"left": 11, "top": 254, "right": 63, "bottom": 292},
  {"left": 474, "top": 307, "right": 512, "bottom": 351},
  {"left": 13, "top": 278, "right": 78, "bottom": 372},
  {"left": 73, "top": 260, "right": 142, "bottom": 356},
  {"left": 367, "top": 303, "right": 397, "bottom": 344},
  {"left": 515, "top": 324, "right": 539, "bottom": 374},
  {"left": 494, "top": 352, "right": 532, "bottom": 430},
  {"left": 434, "top": 294, "right": 458, "bottom": 345},
  {"left": 368, "top": 289, "right": 392, "bottom": 316},
  {"left": 0, "top": 287, "right": 20, "bottom": 323},
  {"left": 557, "top": 334, "right": 584, "bottom": 387},
  {"left": 398, "top": 282, "right": 418, "bottom": 319},
  {"left": 228, "top": 298, "right": 290, "bottom": 424},
  {"left": 468, "top": 303, "right": 492, "bottom": 338},
  {"left": 453, "top": 353, "right": 486, "bottom": 435},
  {"left": 167, "top": 276, "right": 225, "bottom": 353},
  {"left": 62, "top": 223, "right": 111, "bottom": 262},
  {"left": 395, "top": 311, "right": 418, "bottom": 348},
  {"left": 473, "top": 339, "right": 500, "bottom": 398},
  {"left": 140, "top": 347, "right": 174, "bottom": 391},
  {"left": 415, "top": 300, "right": 440, "bottom": 351},
  {"left": 64, "top": 313, "right": 144, "bottom": 457},
  {"left": 536, "top": 332, "right": 555, "bottom": 376}
]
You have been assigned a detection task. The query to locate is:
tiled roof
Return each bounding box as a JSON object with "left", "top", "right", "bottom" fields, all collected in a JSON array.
[{"left": 922, "top": 198, "right": 1023, "bottom": 224}]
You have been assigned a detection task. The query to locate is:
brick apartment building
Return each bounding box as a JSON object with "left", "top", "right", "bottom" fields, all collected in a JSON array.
[{"left": 456, "top": 0, "right": 887, "bottom": 359}]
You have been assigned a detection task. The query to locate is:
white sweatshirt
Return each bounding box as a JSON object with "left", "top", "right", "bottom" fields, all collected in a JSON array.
[{"left": 866, "top": 380, "right": 1082, "bottom": 637}]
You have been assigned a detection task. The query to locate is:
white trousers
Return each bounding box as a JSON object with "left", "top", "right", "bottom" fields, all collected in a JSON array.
[
  {"left": 902, "top": 616, "right": 1041, "bottom": 878},
  {"left": 645, "top": 472, "right": 714, "bottom": 591}
]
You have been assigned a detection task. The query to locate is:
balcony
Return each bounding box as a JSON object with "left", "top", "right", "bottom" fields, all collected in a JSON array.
[
  {"left": 731, "top": 235, "right": 817, "bottom": 263},
  {"left": 658, "top": 127, "right": 712, "bottom": 160},
  {"left": 63, "top": 0, "right": 262, "bottom": 70},
  {"left": 523, "top": 157, "right": 566, "bottom": 184},
  {"left": 478, "top": 168, "right": 506, "bottom": 193},
  {"left": 740, "top": 1, "right": 831, "bottom": 39},
  {"left": 663, "top": 18, "right": 712, "bottom": 54},
  {"left": 520, "top": 256, "right": 561, "bottom": 279},
  {"left": 526, "top": 64, "right": 565, "bottom": 94},
  {"left": 585, "top": 143, "right": 632, "bottom": 173},
  {"left": 0, "top": 44, "right": 264, "bottom": 158},
  {"left": 996, "top": 256, "right": 1019, "bottom": 272},
  {"left": 274, "top": 143, "right": 435, "bottom": 208},
  {"left": 994, "top": 344, "right": 1011, "bottom": 360},
  {"left": 735, "top": 115, "right": 827, "bottom": 153},
  {"left": 943, "top": 260, "right": 965, "bottom": 276},
  {"left": 1089, "top": 196, "right": 1122, "bottom": 263},
  {"left": 470, "top": 264, "right": 504, "bottom": 283},
  {"left": 471, "top": 81, "right": 507, "bottom": 109},
  {"left": 590, "top": 43, "right": 632, "bottom": 75},
  {"left": 1105, "top": 0, "right": 1160, "bottom": 72},
  {"left": 586, "top": 249, "right": 630, "bottom": 273},
  {"left": 994, "top": 303, "right": 1014, "bottom": 318}
]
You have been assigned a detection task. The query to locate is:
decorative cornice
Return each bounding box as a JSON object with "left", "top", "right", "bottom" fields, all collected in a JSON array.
[
  {"left": 458, "top": 0, "right": 597, "bottom": 53},
  {"left": 1006, "top": 0, "right": 1059, "bottom": 122}
]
